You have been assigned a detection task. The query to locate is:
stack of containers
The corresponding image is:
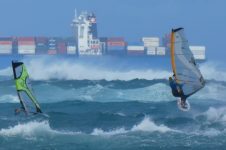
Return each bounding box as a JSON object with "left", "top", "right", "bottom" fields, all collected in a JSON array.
[
  {"left": 146, "top": 47, "right": 156, "bottom": 55},
  {"left": 66, "top": 38, "right": 77, "bottom": 55},
  {"left": 35, "top": 37, "right": 48, "bottom": 55},
  {"left": 17, "top": 37, "right": 36, "bottom": 55},
  {"left": 0, "top": 37, "right": 13, "bottom": 54},
  {"left": 142, "top": 37, "right": 159, "bottom": 56},
  {"left": 156, "top": 47, "right": 166, "bottom": 56},
  {"left": 57, "top": 40, "right": 67, "bottom": 55},
  {"left": 127, "top": 46, "right": 145, "bottom": 55},
  {"left": 189, "top": 46, "right": 206, "bottom": 60},
  {"left": 88, "top": 39, "right": 102, "bottom": 55},
  {"left": 48, "top": 38, "right": 57, "bottom": 55},
  {"left": 107, "top": 37, "right": 126, "bottom": 55},
  {"left": 142, "top": 37, "right": 159, "bottom": 47}
]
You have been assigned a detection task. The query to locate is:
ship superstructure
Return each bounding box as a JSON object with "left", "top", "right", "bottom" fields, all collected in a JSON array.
[{"left": 71, "top": 10, "right": 102, "bottom": 55}]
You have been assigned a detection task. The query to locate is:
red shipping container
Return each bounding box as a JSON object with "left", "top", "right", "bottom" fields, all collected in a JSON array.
[
  {"left": 107, "top": 41, "right": 126, "bottom": 46},
  {"left": 0, "top": 41, "right": 13, "bottom": 45}
]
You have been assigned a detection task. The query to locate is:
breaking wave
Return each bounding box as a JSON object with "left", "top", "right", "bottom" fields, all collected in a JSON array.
[
  {"left": 0, "top": 117, "right": 177, "bottom": 138},
  {"left": 0, "top": 57, "right": 226, "bottom": 82},
  {"left": 91, "top": 117, "right": 177, "bottom": 136},
  {"left": 0, "top": 121, "right": 78, "bottom": 138},
  {"left": 203, "top": 107, "right": 226, "bottom": 123}
]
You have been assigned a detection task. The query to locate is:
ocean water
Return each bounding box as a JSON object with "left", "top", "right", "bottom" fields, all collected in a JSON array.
[{"left": 0, "top": 57, "right": 226, "bottom": 150}]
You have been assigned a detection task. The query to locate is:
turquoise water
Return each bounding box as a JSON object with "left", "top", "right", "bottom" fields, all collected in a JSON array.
[{"left": 0, "top": 79, "right": 226, "bottom": 150}]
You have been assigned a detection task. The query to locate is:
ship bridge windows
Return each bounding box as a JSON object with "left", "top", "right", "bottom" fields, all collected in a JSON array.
[{"left": 79, "top": 26, "right": 84, "bottom": 38}]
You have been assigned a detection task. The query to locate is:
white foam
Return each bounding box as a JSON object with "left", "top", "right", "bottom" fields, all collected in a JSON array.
[
  {"left": 0, "top": 121, "right": 78, "bottom": 138},
  {"left": 204, "top": 107, "right": 226, "bottom": 123},
  {"left": 0, "top": 95, "right": 19, "bottom": 103},
  {"left": 131, "top": 117, "right": 175, "bottom": 133},
  {"left": 91, "top": 117, "right": 177, "bottom": 136},
  {"left": 0, "top": 57, "right": 170, "bottom": 81},
  {"left": 200, "top": 62, "right": 226, "bottom": 82},
  {"left": 91, "top": 128, "right": 127, "bottom": 136}
]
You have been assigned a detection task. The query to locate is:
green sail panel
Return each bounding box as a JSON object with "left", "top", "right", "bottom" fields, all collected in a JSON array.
[
  {"left": 12, "top": 61, "right": 42, "bottom": 114},
  {"left": 171, "top": 28, "right": 205, "bottom": 96}
]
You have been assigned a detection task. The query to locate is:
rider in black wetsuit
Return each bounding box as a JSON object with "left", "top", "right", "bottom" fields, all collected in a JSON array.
[{"left": 169, "top": 75, "right": 188, "bottom": 108}]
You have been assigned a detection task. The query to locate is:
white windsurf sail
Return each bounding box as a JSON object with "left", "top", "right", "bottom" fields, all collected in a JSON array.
[{"left": 170, "top": 28, "right": 205, "bottom": 97}]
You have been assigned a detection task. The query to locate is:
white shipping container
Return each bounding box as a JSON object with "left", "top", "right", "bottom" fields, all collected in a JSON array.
[
  {"left": 0, "top": 45, "right": 12, "bottom": 49},
  {"left": 146, "top": 47, "right": 156, "bottom": 55},
  {"left": 18, "top": 49, "right": 35, "bottom": 54},
  {"left": 0, "top": 49, "right": 12, "bottom": 54},
  {"left": 127, "top": 46, "right": 144, "bottom": 51},
  {"left": 67, "top": 46, "right": 77, "bottom": 54},
  {"left": 147, "top": 50, "right": 156, "bottom": 55},
  {"left": 144, "top": 42, "right": 159, "bottom": 47},
  {"left": 191, "top": 50, "right": 205, "bottom": 55},
  {"left": 193, "top": 55, "right": 205, "bottom": 60},
  {"left": 142, "top": 37, "right": 159, "bottom": 42},
  {"left": 189, "top": 46, "right": 205, "bottom": 51},
  {"left": 189, "top": 46, "right": 205, "bottom": 60},
  {"left": 79, "top": 49, "right": 102, "bottom": 55},
  {"left": 156, "top": 47, "right": 166, "bottom": 55}
]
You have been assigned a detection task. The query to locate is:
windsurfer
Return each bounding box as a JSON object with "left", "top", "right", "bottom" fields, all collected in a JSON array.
[{"left": 169, "top": 76, "right": 188, "bottom": 109}]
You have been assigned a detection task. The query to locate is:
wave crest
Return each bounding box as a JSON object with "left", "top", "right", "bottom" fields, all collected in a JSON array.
[{"left": 0, "top": 121, "right": 78, "bottom": 138}]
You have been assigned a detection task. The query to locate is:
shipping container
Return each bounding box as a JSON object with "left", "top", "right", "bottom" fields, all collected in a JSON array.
[
  {"left": 189, "top": 46, "right": 206, "bottom": 60},
  {"left": 67, "top": 46, "right": 77, "bottom": 54},
  {"left": 79, "top": 49, "right": 102, "bottom": 55},
  {"left": 147, "top": 50, "right": 156, "bottom": 55},
  {"left": 144, "top": 42, "right": 159, "bottom": 47},
  {"left": 127, "top": 46, "right": 145, "bottom": 55},
  {"left": 0, "top": 45, "right": 12, "bottom": 49},
  {"left": 156, "top": 47, "right": 166, "bottom": 56},
  {"left": 193, "top": 55, "right": 205, "bottom": 60},
  {"left": 146, "top": 47, "right": 156, "bottom": 55},
  {"left": 107, "top": 45, "right": 125, "bottom": 51},
  {"left": 18, "top": 49, "right": 35, "bottom": 55},
  {"left": 57, "top": 42, "right": 67, "bottom": 54},
  {"left": 18, "top": 45, "right": 36, "bottom": 50},
  {"left": 0, "top": 41, "right": 13, "bottom": 45},
  {"left": 0, "top": 45, "right": 12, "bottom": 54},
  {"left": 142, "top": 37, "right": 159, "bottom": 42}
]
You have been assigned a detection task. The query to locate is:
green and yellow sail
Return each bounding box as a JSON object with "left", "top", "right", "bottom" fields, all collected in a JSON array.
[{"left": 12, "top": 61, "right": 42, "bottom": 114}]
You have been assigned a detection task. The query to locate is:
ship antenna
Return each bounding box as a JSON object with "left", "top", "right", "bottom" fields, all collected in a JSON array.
[{"left": 74, "top": 8, "right": 77, "bottom": 19}]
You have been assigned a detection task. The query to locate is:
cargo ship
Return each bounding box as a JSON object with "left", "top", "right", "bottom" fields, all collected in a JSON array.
[{"left": 0, "top": 10, "right": 206, "bottom": 68}]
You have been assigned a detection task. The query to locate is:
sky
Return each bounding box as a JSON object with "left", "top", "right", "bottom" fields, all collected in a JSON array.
[{"left": 0, "top": 0, "right": 225, "bottom": 61}]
